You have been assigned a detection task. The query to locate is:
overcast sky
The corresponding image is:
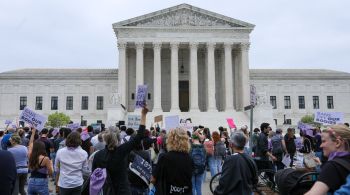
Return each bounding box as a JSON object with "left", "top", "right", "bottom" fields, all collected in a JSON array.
[{"left": 0, "top": 0, "right": 349, "bottom": 73}]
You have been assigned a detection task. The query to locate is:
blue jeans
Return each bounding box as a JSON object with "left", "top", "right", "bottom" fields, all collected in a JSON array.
[
  {"left": 213, "top": 156, "right": 222, "bottom": 174},
  {"left": 203, "top": 155, "right": 216, "bottom": 181},
  {"left": 27, "top": 178, "right": 49, "bottom": 195},
  {"left": 192, "top": 173, "right": 204, "bottom": 195}
]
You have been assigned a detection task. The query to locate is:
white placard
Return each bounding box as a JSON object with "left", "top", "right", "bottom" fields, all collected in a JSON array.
[
  {"left": 164, "top": 115, "right": 180, "bottom": 131},
  {"left": 179, "top": 118, "right": 193, "bottom": 132},
  {"left": 128, "top": 115, "right": 141, "bottom": 130},
  {"left": 314, "top": 111, "right": 344, "bottom": 125},
  {"left": 19, "top": 107, "right": 47, "bottom": 131},
  {"left": 282, "top": 154, "right": 291, "bottom": 167}
]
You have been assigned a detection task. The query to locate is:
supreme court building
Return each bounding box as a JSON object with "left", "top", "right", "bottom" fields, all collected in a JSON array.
[{"left": 1, "top": 4, "right": 350, "bottom": 129}]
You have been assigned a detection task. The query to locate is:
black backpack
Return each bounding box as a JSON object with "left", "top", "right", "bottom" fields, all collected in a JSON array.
[
  {"left": 190, "top": 146, "right": 206, "bottom": 175},
  {"left": 214, "top": 141, "right": 226, "bottom": 157}
]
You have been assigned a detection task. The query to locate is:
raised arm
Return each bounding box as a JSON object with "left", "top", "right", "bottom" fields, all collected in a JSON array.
[{"left": 28, "top": 128, "right": 37, "bottom": 158}]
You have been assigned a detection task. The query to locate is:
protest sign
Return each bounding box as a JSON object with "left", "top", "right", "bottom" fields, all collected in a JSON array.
[
  {"left": 19, "top": 107, "right": 47, "bottom": 131},
  {"left": 295, "top": 137, "right": 303, "bottom": 150},
  {"left": 80, "top": 131, "right": 91, "bottom": 141},
  {"left": 298, "top": 122, "right": 314, "bottom": 137},
  {"left": 164, "top": 115, "right": 179, "bottom": 131},
  {"left": 226, "top": 118, "right": 237, "bottom": 129},
  {"left": 282, "top": 154, "right": 291, "bottom": 167},
  {"left": 67, "top": 123, "right": 80, "bottom": 131},
  {"left": 91, "top": 123, "right": 101, "bottom": 132},
  {"left": 129, "top": 154, "right": 152, "bottom": 185},
  {"left": 128, "top": 115, "right": 141, "bottom": 129},
  {"left": 179, "top": 118, "right": 193, "bottom": 132},
  {"left": 154, "top": 115, "right": 163, "bottom": 123},
  {"left": 314, "top": 111, "right": 344, "bottom": 125},
  {"left": 135, "top": 85, "right": 148, "bottom": 109},
  {"left": 4, "top": 120, "right": 12, "bottom": 125}
]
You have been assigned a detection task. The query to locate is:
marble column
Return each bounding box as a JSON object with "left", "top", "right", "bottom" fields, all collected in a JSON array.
[
  {"left": 170, "top": 42, "right": 180, "bottom": 112},
  {"left": 207, "top": 42, "right": 217, "bottom": 111},
  {"left": 135, "top": 42, "right": 144, "bottom": 87},
  {"left": 117, "top": 41, "right": 127, "bottom": 107},
  {"left": 153, "top": 42, "right": 162, "bottom": 112},
  {"left": 224, "top": 42, "right": 234, "bottom": 111},
  {"left": 240, "top": 43, "right": 251, "bottom": 108},
  {"left": 189, "top": 42, "right": 199, "bottom": 112}
]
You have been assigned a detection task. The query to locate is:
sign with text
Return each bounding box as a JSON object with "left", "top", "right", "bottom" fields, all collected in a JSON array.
[
  {"left": 250, "top": 85, "right": 257, "bottom": 106},
  {"left": 314, "top": 111, "right": 344, "bottom": 125},
  {"left": 154, "top": 115, "right": 163, "bottom": 123},
  {"left": 129, "top": 154, "right": 152, "bottom": 185},
  {"left": 226, "top": 118, "right": 237, "bottom": 129},
  {"left": 128, "top": 115, "right": 141, "bottom": 129},
  {"left": 67, "top": 123, "right": 80, "bottom": 130},
  {"left": 179, "top": 118, "right": 193, "bottom": 132},
  {"left": 19, "top": 107, "right": 47, "bottom": 131},
  {"left": 135, "top": 85, "right": 148, "bottom": 109},
  {"left": 298, "top": 122, "right": 314, "bottom": 137},
  {"left": 164, "top": 115, "right": 179, "bottom": 131},
  {"left": 4, "top": 120, "right": 12, "bottom": 125}
]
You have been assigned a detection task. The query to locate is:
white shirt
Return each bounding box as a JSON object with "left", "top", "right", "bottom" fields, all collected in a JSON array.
[
  {"left": 90, "top": 135, "right": 98, "bottom": 146},
  {"left": 55, "top": 146, "right": 88, "bottom": 188}
]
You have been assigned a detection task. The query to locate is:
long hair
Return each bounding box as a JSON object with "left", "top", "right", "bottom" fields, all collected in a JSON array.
[
  {"left": 29, "top": 140, "right": 47, "bottom": 170},
  {"left": 103, "top": 130, "right": 118, "bottom": 151},
  {"left": 166, "top": 127, "right": 190, "bottom": 153},
  {"left": 212, "top": 131, "right": 221, "bottom": 144}
]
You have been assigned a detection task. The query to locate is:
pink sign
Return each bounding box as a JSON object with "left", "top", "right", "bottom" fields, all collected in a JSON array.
[{"left": 226, "top": 118, "right": 237, "bottom": 129}]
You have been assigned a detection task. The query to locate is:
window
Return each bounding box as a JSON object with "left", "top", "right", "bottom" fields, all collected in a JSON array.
[
  {"left": 81, "top": 120, "right": 87, "bottom": 126},
  {"left": 327, "top": 96, "right": 334, "bottom": 109},
  {"left": 20, "top": 96, "right": 27, "bottom": 110},
  {"left": 298, "top": 96, "right": 305, "bottom": 109},
  {"left": 82, "top": 96, "right": 89, "bottom": 110},
  {"left": 270, "top": 96, "right": 277, "bottom": 109},
  {"left": 66, "top": 96, "right": 73, "bottom": 110},
  {"left": 273, "top": 119, "right": 277, "bottom": 126},
  {"left": 285, "top": 119, "right": 292, "bottom": 125},
  {"left": 97, "top": 96, "right": 104, "bottom": 110},
  {"left": 97, "top": 120, "right": 103, "bottom": 124},
  {"left": 313, "top": 96, "right": 319, "bottom": 109},
  {"left": 35, "top": 96, "right": 43, "bottom": 110},
  {"left": 284, "top": 96, "right": 291, "bottom": 109},
  {"left": 131, "top": 93, "right": 135, "bottom": 100},
  {"left": 51, "top": 96, "right": 58, "bottom": 110}
]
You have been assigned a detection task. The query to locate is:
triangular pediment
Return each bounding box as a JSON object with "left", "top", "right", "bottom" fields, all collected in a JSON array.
[{"left": 113, "top": 4, "right": 254, "bottom": 28}]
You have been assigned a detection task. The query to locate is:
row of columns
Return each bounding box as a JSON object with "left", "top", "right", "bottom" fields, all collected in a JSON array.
[{"left": 118, "top": 41, "right": 250, "bottom": 112}]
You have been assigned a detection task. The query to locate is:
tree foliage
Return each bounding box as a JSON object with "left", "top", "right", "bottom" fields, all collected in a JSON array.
[
  {"left": 300, "top": 114, "right": 314, "bottom": 124},
  {"left": 47, "top": 112, "right": 70, "bottom": 127}
]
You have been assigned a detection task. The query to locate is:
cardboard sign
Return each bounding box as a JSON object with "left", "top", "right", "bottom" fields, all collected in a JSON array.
[
  {"left": 179, "top": 118, "right": 193, "bottom": 132},
  {"left": 67, "top": 123, "right": 81, "bottom": 131},
  {"left": 129, "top": 154, "right": 152, "bottom": 184},
  {"left": 226, "top": 118, "right": 237, "bottom": 129},
  {"left": 164, "top": 115, "right": 179, "bottom": 131},
  {"left": 154, "top": 115, "right": 163, "bottom": 123},
  {"left": 314, "top": 111, "right": 344, "bottom": 125},
  {"left": 19, "top": 107, "right": 47, "bottom": 131},
  {"left": 128, "top": 115, "right": 141, "bottom": 129},
  {"left": 135, "top": 85, "right": 148, "bottom": 109},
  {"left": 4, "top": 120, "right": 12, "bottom": 125}
]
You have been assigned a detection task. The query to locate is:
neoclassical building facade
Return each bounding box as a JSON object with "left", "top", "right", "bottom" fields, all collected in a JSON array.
[{"left": 0, "top": 4, "right": 349, "bottom": 129}]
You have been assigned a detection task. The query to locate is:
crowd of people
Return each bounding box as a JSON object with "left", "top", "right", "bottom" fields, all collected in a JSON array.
[{"left": 1, "top": 107, "right": 350, "bottom": 195}]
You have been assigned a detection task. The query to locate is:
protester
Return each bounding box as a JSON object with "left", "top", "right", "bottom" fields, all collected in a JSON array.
[
  {"left": 93, "top": 132, "right": 105, "bottom": 151},
  {"left": 39, "top": 128, "right": 54, "bottom": 159},
  {"left": 203, "top": 129, "right": 216, "bottom": 181},
  {"left": 284, "top": 127, "right": 296, "bottom": 167},
  {"left": 0, "top": 150, "right": 17, "bottom": 195},
  {"left": 299, "top": 130, "right": 312, "bottom": 154},
  {"left": 18, "top": 129, "right": 29, "bottom": 147},
  {"left": 190, "top": 130, "right": 206, "bottom": 195},
  {"left": 92, "top": 106, "right": 148, "bottom": 194},
  {"left": 151, "top": 127, "right": 193, "bottom": 195},
  {"left": 8, "top": 133, "right": 28, "bottom": 195},
  {"left": 313, "top": 127, "right": 323, "bottom": 160},
  {"left": 27, "top": 128, "right": 53, "bottom": 195},
  {"left": 271, "top": 128, "right": 286, "bottom": 170},
  {"left": 212, "top": 131, "right": 225, "bottom": 174},
  {"left": 251, "top": 128, "right": 260, "bottom": 154},
  {"left": 214, "top": 132, "right": 258, "bottom": 195},
  {"left": 306, "top": 125, "right": 350, "bottom": 194},
  {"left": 1, "top": 128, "right": 15, "bottom": 150}
]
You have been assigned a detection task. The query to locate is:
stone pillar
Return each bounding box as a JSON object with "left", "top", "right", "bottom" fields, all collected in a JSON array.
[
  {"left": 189, "top": 42, "right": 199, "bottom": 112},
  {"left": 224, "top": 42, "right": 234, "bottom": 111},
  {"left": 153, "top": 42, "right": 162, "bottom": 112},
  {"left": 170, "top": 42, "right": 180, "bottom": 112},
  {"left": 117, "top": 41, "right": 127, "bottom": 107},
  {"left": 240, "top": 43, "right": 251, "bottom": 108},
  {"left": 207, "top": 42, "right": 217, "bottom": 112},
  {"left": 135, "top": 42, "right": 144, "bottom": 87}
]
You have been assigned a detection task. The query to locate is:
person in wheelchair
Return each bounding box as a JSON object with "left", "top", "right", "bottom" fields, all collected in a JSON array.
[{"left": 214, "top": 132, "right": 258, "bottom": 195}]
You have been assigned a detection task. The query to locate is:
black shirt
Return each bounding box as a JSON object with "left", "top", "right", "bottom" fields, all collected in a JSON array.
[
  {"left": 318, "top": 156, "right": 350, "bottom": 193},
  {"left": 256, "top": 132, "right": 269, "bottom": 160},
  {"left": 39, "top": 137, "right": 53, "bottom": 158},
  {"left": 0, "top": 150, "right": 17, "bottom": 195},
  {"left": 284, "top": 134, "right": 296, "bottom": 154},
  {"left": 153, "top": 151, "right": 193, "bottom": 195}
]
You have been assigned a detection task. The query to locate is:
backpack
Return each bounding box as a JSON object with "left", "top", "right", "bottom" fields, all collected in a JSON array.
[
  {"left": 271, "top": 135, "right": 283, "bottom": 155},
  {"left": 214, "top": 141, "right": 226, "bottom": 157},
  {"left": 190, "top": 145, "right": 206, "bottom": 175},
  {"left": 203, "top": 140, "right": 214, "bottom": 156}
]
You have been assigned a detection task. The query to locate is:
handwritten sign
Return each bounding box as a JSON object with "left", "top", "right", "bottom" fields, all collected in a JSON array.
[
  {"left": 226, "top": 118, "right": 237, "bottom": 129},
  {"left": 154, "top": 115, "right": 163, "bottom": 123},
  {"left": 67, "top": 123, "right": 80, "bottom": 131},
  {"left": 314, "top": 111, "right": 344, "bottom": 125},
  {"left": 4, "top": 120, "right": 12, "bottom": 125},
  {"left": 19, "top": 107, "right": 47, "bottom": 131},
  {"left": 129, "top": 154, "right": 152, "bottom": 184},
  {"left": 164, "top": 115, "right": 179, "bottom": 131},
  {"left": 135, "top": 85, "right": 148, "bottom": 109},
  {"left": 128, "top": 115, "right": 141, "bottom": 129}
]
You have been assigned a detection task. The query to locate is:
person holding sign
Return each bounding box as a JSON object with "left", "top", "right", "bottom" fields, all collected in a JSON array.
[
  {"left": 92, "top": 106, "right": 148, "bottom": 194},
  {"left": 306, "top": 125, "right": 350, "bottom": 195}
]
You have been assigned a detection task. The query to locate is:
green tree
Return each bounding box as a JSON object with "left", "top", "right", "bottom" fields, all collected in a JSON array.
[
  {"left": 47, "top": 112, "right": 70, "bottom": 127},
  {"left": 301, "top": 114, "right": 314, "bottom": 124}
]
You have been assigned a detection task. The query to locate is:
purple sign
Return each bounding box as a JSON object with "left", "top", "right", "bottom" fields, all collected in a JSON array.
[
  {"left": 67, "top": 123, "right": 80, "bottom": 130},
  {"left": 52, "top": 128, "right": 59, "bottom": 137},
  {"left": 5, "top": 120, "right": 12, "bottom": 125},
  {"left": 80, "top": 131, "right": 90, "bottom": 141},
  {"left": 135, "top": 85, "right": 148, "bottom": 109}
]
